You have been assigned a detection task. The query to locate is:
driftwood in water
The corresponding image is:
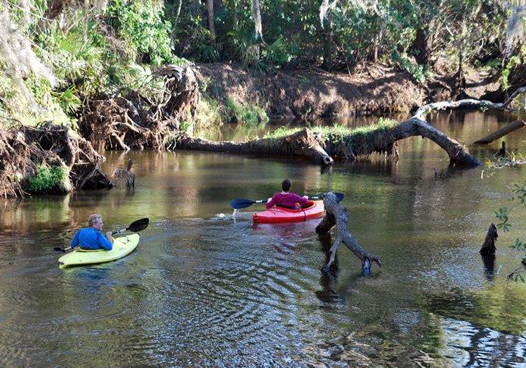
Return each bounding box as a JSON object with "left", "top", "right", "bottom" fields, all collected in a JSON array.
[
  {"left": 174, "top": 118, "right": 477, "bottom": 166},
  {"left": 474, "top": 121, "right": 526, "bottom": 144},
  {"left": 172, "top": 85, "right": 526, "bottom": 167},
  {"left": 175, "top": 128, "right": 334, "bottom": 165},
  {"left": 315, "top": 192, "right": 381, "bottom": 275},
  {"left": 480, "top": 223, "right": 498, "bottom": 257}
]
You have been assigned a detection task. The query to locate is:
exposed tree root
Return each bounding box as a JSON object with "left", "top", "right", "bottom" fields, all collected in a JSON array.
[
  {"left": 0, "top": 122, "right": 112, "bottom": 198},
  {"left": 79, "top": 65, "right": 199, "bottom": 152}
]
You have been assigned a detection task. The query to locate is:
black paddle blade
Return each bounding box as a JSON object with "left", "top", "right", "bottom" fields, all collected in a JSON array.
[
  {"left": 230, "top": 198, "right": 255, "bottom": 209},
  {"left": 127, "top": 218, "right": 149, "bottom": 232},
  {"left": 53, "top": 247, "right": 66, "bottom": 253}
]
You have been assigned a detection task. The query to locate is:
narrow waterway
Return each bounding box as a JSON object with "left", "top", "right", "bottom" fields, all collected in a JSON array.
[{"left": 1, "top": 111, "right": 526, "bottom": 366}]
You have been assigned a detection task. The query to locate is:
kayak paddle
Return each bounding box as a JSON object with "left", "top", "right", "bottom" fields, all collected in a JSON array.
[
  {"left": 230, "top": 193, "right": 344, "bottom": 209},
  {"left": 53, "top": 217, "right": 150, "bottom": 252}
]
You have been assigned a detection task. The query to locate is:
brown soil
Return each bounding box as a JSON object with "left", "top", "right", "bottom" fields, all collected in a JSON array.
[
  {"left": 196, "top": 62, "right": 502, "bottom": 119},
  {"left": 197, "top": 63, "right": 427, "bottom": 119}
]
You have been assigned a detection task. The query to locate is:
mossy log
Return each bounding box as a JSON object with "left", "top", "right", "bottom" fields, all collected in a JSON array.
[
  {"left": 0, "top": 123, "right": 112, "bottom": 198},
  {"left": 174, "top": 118, "right": 478, "bottom": 167},
  {"left": 315, "top": 192, "right": 381, "bottom": 275},
  {"left": 174, "top": 128, "right": 334, "bottom": 165},
  {"left": 323, "top": 117, "right": 479, "bottom": 167}
]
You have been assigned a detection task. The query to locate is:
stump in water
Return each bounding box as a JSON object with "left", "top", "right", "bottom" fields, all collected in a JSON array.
[
  {"left": 112, "top": 159, "right": 135, "bottom": 188},
  {"left": 480, "top": 223, "right": 497, "bottom": 279},
  {"left": 480, "top": 223, "right": 498, "bottom": 257},
  {"left": 315, "top": 192, "right": 381, "bottom": 276}
]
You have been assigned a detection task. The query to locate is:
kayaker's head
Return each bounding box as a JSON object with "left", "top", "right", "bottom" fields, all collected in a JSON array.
[
  {"left": 88, "top": 214, "right": 104, "bottom": 231},
  {"left": 282, "top": 179, "right": 292, "bottom": 193}
]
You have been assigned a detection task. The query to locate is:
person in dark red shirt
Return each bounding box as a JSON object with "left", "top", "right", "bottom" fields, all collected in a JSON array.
[{"left": 266, "top": 179, "right": 308, "bottom": 209}]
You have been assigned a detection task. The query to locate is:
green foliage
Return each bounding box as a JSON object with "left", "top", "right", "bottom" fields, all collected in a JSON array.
[
  {"left": 195, "top": 97, "right": 223, "bottom": 128},
  {"left": 28, "top": 164, "right": 66, "bottom": 193},
  {"left": 392, "top": 52, "right": 428, "bottom": 84},
  {"left": 224, "top": 97, "right": 268, "bottom": 126},
  {"left": 495, "top": 207, "right": 511, "bottom": 232},
  {"left": 265, "top": 118, "right": 398, "bottom": 139},
  {"left": 502, "top": 55, "right": 522, "bottom": 90},
  {"left": 489, "top": 175, "right": 526, "bottom": 282},
  {"left": 108, "top": 0, "right": 178, "bottom": 66}
]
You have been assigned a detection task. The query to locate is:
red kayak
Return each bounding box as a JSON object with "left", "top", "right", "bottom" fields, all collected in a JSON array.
[{"left": 252, "top": 201, "right": 325, "bottom": 223}]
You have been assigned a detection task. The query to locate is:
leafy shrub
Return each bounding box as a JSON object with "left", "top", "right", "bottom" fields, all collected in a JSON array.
[
  {"left": 28, "top": 164, "right": 66, "bottom": 193},
  {"left": 224, "top": 97, "right": 268, "bottom": 126},
  {"left": 108, "top": 0, "right": 178, "bottom": 66}
]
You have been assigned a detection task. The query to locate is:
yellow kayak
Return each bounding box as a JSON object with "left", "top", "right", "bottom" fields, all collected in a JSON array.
[{"left": 58, "top": 234, "right": 140, "bottom": 269}]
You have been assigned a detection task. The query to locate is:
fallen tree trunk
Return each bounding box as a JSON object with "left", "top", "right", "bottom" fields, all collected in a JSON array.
[
  {"left": 174, "top": 128, "right": 334, "bottom": 165},
  {"left": 413, "top": 86, "right": 526, "bottom": 120},
  {"left": 324, "top": 117, "right": 479, "bottom": 167},
  {"left": 474, "top": 120, "right": 526, "bottom": 144},
  {"left": 315, "top": 192, "right": 381, "bottom": 275}
]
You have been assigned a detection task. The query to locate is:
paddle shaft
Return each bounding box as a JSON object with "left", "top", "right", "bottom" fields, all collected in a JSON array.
[{"left": 230, "top": 193, "right": 344, "bottom": 209}]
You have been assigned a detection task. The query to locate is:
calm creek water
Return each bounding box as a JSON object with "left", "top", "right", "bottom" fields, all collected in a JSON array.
[{"left": 2, "top": 111, "right": 526, "bottom": 366}]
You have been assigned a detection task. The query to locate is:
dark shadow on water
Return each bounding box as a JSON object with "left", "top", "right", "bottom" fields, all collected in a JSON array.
[
  {"left": 315, "top": 233, "right": 345, "bottom": 306},
  {"left": 481, "top": 254, "right": 495, "bottom": 281}
]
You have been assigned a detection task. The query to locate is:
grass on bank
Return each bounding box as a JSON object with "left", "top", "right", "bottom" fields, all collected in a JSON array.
[{"left": 265, "top": 118, "right": 399, "bottom": 142}]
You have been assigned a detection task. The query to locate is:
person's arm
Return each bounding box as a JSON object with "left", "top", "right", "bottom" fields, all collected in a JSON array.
[
  {"left": 98, "top": 232, "right": 113, "bottom": 250},
  {"left": 70, "top": 231, "right": 80, "bottom": 248},
  {"left": 291, "top": 193, "right": 309, "bottom": 204},
  {"left": 266, "top": 194, "right": 278, "bottom": 209}
]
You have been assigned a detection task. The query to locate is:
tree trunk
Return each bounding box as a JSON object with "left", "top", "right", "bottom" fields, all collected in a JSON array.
[
  {"left": 206, "top": 0, "right": 216, "bottom": 41},
  {"left": 322, "top": 16, "right": 333, "bottom": 71},
  {"left": 174, "top": 128, "right": 334, "bottom": 165},
  {"left": 252, "top": 0, "right": 263, "bottom": 42},
  {"left": 315, "top": 192, "right": 381, "bottom": 275},
  {"left": 474, "top": 120, "right": 526, "bottom": 144}
]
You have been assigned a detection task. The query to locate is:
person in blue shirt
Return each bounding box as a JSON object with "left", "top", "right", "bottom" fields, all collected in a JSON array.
[{"left": 71, "top": 214, "right": 114, "bottom": 250}]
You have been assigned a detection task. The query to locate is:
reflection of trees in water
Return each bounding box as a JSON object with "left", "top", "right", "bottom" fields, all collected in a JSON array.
[
  {"left": 423, "top": 285, "right": 526, "bottom": 365},
  {"left": 0, "top": 194, "right": 86, "bottom": 235}
]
